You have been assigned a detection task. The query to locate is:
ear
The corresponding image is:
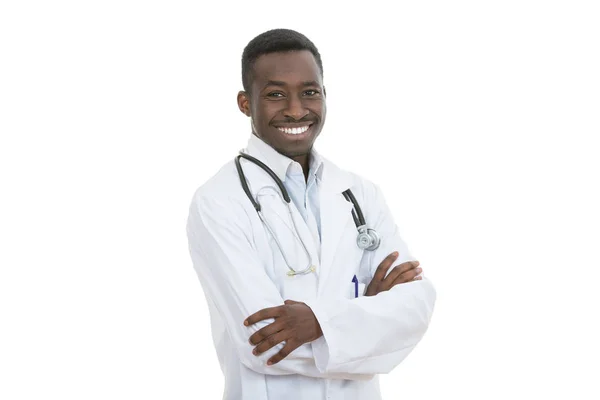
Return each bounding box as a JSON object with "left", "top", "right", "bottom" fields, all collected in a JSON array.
[{"left": 237, "top": 91, "right": 251, "bottom": 117}]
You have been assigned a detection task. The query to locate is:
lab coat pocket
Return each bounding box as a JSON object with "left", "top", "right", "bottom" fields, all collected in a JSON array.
[{"left": 358, "top": 282, "right": 366, "bottom": 297}]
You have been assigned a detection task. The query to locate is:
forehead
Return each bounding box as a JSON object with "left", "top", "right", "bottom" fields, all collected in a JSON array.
[{"left": 251, "top": 50, "right": 322, "bottom": 88}]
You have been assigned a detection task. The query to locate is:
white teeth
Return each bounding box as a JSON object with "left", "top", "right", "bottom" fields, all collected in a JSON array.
[{"left": 278, "top": 126, "right": 310, "bottom": 135}]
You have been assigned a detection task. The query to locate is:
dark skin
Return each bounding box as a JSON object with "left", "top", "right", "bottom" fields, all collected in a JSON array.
[
  {"left": 238, "top": 50, "right": 423, "bottom": 365},
  {"left": 364, "top": 252, "right": 423, "bottom": 296},
  {"left": 244, "top": 257, "right": 422, "bottom": 365},
  {"left": 237, "top": 50, "right": 325, "bottom": 180}
]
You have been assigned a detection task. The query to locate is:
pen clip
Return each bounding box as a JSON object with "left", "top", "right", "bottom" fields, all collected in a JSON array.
[{"left": 352, "top": 275, "right": 358, "bottom": 298}]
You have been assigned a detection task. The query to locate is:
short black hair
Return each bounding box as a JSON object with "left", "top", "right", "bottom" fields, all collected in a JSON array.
[{"left": 241, "top": 29, "right": 324, "bottom": 92}]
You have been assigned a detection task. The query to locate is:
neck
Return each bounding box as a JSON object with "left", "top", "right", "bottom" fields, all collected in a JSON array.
[{"left": 291, "top": 153, "right": 310, "bottom": 182}]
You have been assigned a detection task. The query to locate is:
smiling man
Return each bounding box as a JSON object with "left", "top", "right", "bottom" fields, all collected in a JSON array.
[
  {"left": 237, "top": 48, "right": 325, "bottom": 177},
  {"left": 187, "top": 29, "right": 436, "bottom": 400}
]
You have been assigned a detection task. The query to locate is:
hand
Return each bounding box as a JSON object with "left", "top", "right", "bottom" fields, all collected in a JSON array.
[
  {"left": 365, "top": 251, "right": 422, "bottom": 296},
  {"left": 244, "top": 300, "right": 323, "bottom": 365}
]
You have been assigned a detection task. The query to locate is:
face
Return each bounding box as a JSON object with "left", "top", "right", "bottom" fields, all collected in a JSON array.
[{"left": 237, "top": 50, "right": 326, "bottom": 159}]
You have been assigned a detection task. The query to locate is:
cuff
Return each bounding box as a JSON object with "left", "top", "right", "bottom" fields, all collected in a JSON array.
[{"left": 304, "top": 299, "right": 335, "bottom": 373}]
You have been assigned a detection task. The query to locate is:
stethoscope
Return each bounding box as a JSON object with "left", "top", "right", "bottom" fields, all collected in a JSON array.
[{"left": 235, "top": 151, "right": 380, "bottom": 276}]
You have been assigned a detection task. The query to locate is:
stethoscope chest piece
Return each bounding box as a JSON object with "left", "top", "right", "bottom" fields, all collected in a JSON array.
[{"left": 357, "top": 225, "right": 381, "bottom": 251}]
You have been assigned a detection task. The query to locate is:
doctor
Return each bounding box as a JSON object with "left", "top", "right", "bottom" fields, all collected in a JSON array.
[{"left": 187, "top": 29, "right": 436, "bottom": 400}]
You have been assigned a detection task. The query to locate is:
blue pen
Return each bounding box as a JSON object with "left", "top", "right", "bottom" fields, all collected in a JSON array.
[{"left": 352, "top": 275, "right": 359, "bottom": 298}]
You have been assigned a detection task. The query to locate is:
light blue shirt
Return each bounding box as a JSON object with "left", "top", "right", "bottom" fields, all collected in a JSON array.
[{"left": 246, "top": 134, "right": 324, "bottom": 256}]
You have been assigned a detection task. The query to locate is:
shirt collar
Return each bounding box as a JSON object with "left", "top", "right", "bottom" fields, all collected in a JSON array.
[{"left": 245, "top": 133, "right": 324, "bottom": 183}]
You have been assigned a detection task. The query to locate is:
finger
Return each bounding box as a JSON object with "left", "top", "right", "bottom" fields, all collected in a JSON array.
[
  {"left": 267, "top": 341, "right": 300, "bottom": 365},
  {"left": 373, "top": 252, "right": 399, "bottom": 281},
  {"left": 244, "top": 305, "right": 284, "bottom": 326},
  {"left": 384, "top": 261, "right": 420, "bottom": 284},
  {"left": 413, "top": 275, "right": 423, "bottom": 281},
  {"left": 253, "top": 331, "right": 289, "bottom": 356},
  {"left": 249, "top": 320, "right": 285, "bottom": 345},
  {"left": 391, "top": 267, "right": 423, "bottom": 286}
]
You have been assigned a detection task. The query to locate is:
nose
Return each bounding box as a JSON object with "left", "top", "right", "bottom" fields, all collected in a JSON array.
[{"left": 283, "top": 95, "right": 309, "bottom": 120}]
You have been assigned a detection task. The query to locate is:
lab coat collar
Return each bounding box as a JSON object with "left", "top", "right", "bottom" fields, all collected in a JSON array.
[{"left": 245, "top": 133, "right": 325, "bottom": 183}]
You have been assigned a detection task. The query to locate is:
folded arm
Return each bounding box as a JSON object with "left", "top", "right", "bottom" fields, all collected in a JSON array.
[{"left": 305, "top": 182, "right": 437, "bottom": 375}]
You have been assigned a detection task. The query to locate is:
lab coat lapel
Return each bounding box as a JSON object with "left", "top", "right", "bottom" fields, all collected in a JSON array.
[{"left": 318, "top": 160, "right": 354, "bottom": 295}]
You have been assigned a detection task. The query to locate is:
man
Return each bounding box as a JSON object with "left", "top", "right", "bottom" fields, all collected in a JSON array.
[{"left": 187, "top": 29, "right": 436, "bottom": 400}]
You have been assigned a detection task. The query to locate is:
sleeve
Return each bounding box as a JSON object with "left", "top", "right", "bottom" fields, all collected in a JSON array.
[
  {"left": 305, "top": 182, "right": 436, "bottom": 375},
  {"left": 186, "top": 192, "right": 374, "bottom": 380}
]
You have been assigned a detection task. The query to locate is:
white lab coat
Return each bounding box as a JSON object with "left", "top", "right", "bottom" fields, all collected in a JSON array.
[{"left": 186, "top": 137, "right": 436, "bottom": 400}]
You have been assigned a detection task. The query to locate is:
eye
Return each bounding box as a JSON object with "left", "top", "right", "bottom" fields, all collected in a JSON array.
[
  {"left": 266, "top": 92, "right": 285, "bottom": 98},
  {"left": 303, "top": 89, "right": 320, "bottom": 96}
]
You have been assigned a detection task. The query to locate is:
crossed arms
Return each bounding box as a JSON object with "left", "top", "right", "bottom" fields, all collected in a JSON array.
[{"left": 186, "top": 183, "right": 436, "bottom": 379}]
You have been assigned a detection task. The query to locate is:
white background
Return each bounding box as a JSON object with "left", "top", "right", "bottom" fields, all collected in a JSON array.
[{"left": 1, "top": 1, "right": 599, "bottom": 399}]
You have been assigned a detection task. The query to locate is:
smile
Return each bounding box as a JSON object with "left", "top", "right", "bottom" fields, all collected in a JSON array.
[{"left": 277, "top": 125, "right": 311, "bottom": 135}]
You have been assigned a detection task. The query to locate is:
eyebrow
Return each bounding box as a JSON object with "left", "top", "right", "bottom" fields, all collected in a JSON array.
[{"left": 263, "top": 80, "right": 321, "bottom": 89}]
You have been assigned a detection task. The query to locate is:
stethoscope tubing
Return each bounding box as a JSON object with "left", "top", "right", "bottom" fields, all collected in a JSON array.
[
  {"left": 235, "top": 153, "right": 291, "bottom": 210},
  {"left": 235, "top": 151, "right": 379, "bottom": 275},
  {"left": 236, "top": 152, "right": 365, "bottom": 230}
]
